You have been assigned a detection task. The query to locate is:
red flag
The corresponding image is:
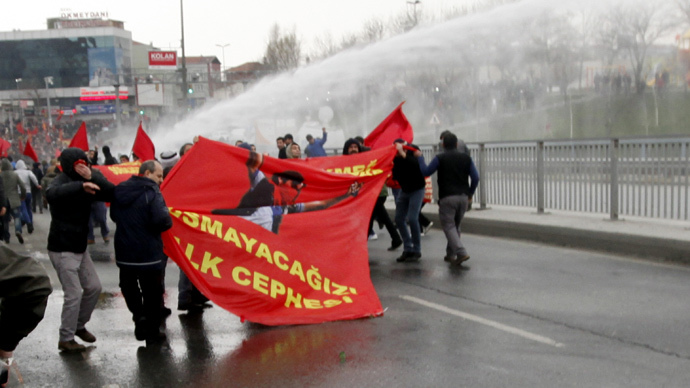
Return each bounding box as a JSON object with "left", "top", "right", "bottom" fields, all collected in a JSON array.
[
  {"left": 68, "top": 122, "right": 89, "bottom": 151},
  {"left": 0, "top": 139, "right": 11, "bottom": 158},
  {"left": 16, "top": 122, "right": 25, "bottom": 135},
  {"left": 364, "top": 101, "right": 413, "bottom": 149},
  {"left": 131, "top": 123, "right": 155, "bottom": 161},
  {"left": 23, "top": 138, "right": 39, "bottom": 162},
  {"left": 160, "top": 137, "right": 396, "bottom": 325},
  {"left": 17, "top": 140, "right": 24, "bottom": 153}
]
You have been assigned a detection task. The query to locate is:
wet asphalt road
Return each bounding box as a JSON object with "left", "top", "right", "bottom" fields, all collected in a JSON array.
[{"left": 5, "top": 211, "right": 690, "bottom": 387}]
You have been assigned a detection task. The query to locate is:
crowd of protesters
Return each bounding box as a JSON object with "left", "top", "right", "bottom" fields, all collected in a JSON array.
[{"left": 0, "top": 124, "right": 478, "bottom": 385}]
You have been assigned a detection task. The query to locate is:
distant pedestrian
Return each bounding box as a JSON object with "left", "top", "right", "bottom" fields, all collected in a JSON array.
[{"left": 110, "top": 160, "right": 172, "bottom": 345}]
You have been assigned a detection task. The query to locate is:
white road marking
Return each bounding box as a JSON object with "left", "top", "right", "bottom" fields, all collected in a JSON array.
[{"left": 400, "top": 295, "right": 564, "bottom": 348}]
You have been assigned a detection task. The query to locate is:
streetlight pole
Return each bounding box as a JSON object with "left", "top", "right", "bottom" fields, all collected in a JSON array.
[
  {"left": 113, "top": 83, "right": 121, "bottom": 132},
  {"left": 44, "top": 76, "right": 54, "bottom": 128},
  {"left": 180, "top": 0, "right": 189, "bottom": 109},
  {"left": 407, "top": 0, "right": 421, "bottom": 27},
  {"left": 216, "top": 43, "right": 230, "bottom": 76},
  {"left": 15, "top": 78, "right": 22, "bottom": 124}
]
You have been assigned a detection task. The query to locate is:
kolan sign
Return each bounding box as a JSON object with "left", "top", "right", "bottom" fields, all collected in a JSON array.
[{"left": 149, "top": 51, "right": 177, "bottom": 69}]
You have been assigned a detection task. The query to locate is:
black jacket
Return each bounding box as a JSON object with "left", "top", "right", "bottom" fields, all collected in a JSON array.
[
  {"left": 46, "top": 148, "right": 115, "bottom": 253},
  {"left": 110, "top": 176, "right": 172, "bottom": 270},
  {"left": 392, "top": 144, "right": 425, "bottom": 193}
]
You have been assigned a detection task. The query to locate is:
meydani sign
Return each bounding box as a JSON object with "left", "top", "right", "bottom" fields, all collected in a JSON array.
[
  {"left": 148, "top": 51, "right": 178, "bottom": 69},
  {"left": 59, "top": 10, "right": 109, "bottom": 19}
]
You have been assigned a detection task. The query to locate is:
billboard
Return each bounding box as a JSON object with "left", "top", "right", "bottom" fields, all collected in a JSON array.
[
  {"left": 88, "top": 47, "right": 124, "bottom": 87},
  {"left": 149, "top": 51, "right": 177, "bottom": 69}
]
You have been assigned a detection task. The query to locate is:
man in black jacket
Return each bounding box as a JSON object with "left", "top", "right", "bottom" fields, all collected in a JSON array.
[
  {"left": 46, "top": 148, "right": 115, "bottom": 352},
  {"left": 110, "top": 160, "right": 172, "bottom": 344},
  {"left": 392, "top": 139, "right": 426, "bottom": 263}
]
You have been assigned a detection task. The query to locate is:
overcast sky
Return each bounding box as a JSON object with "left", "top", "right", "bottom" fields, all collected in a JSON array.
[{"left": 4, "top": 0, "right": 468, "bottom": 68}]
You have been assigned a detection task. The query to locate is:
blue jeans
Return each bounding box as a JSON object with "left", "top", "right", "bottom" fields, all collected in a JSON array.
[
  {"left": 20, "top": 192, "right": 33, "bottom": 225},
  {"left": 87, "top": 202, "right": 109, "bottom": 240},
  {"left": 394, "top": 188, "right": 425, "bottom": 254}
]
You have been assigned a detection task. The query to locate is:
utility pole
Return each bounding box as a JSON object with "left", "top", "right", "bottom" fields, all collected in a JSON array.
[
  {"left": 113, "top": 82, "right": 121, "bottom": 132},
  {"left": 15, "top": 78, "right": 22, "bottom": 124},
  {"left": 44, "top": 76, "right": 54, "bottom": 127},
  {"left": 180, "top": 0, "right": 189, "bottom": 109}
]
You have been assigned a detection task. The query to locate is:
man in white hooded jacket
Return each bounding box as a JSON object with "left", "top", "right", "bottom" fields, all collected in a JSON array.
[{"left": 14, "top": 160, "right": 41, "bottom": 234}]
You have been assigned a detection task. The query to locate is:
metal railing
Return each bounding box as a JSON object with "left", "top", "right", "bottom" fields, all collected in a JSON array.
[
  {"left": 328, "top": 137, "right": 690, "bottom": 221},
  {"left": 457, "top": 137, "right": 690, "bottom": 221}
]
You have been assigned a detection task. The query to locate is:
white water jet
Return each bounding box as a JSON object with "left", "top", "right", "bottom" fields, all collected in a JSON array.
[{"left": 149, "top": 0, "right": 616, "bottom": 154}]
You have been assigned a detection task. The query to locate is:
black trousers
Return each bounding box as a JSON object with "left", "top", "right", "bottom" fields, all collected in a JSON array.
[
  {"left": 368, "top": 196, "right": 402, "bottom": 243},
  {"left": 119, "top": 267, "right": 165, "bottom": 335}
]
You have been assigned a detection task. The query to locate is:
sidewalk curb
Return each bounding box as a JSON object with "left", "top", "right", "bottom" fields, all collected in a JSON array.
[{"left": 387, "top": 209, "right": 690, "bottom": 265}]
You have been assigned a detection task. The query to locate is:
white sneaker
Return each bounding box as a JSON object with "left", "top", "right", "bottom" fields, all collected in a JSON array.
[
  {"left": 368, "top": 233, "right": 378, "bottom": 241},
  {"left": 422, "top": 222, "right": 434, "bottom": 235}
]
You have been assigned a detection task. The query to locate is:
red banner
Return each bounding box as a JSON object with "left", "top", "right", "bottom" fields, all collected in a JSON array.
[
  {"left": 160, "top": 138, "right": 396, "bottom": 325},
  {"left": 93, "top": 161, "right": 141, "bottom": 185}
]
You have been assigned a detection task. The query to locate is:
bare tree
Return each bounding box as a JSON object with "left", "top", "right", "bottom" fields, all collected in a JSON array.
[
  {"left": 676, "top": 0, "right": 690, "bottom": 24},
  {"left": 607, "top": 0, "right": 677, "bottom": 93},
  {"left": 310, "top": 32, "right": 339, "bottom": 61},
  {"left": 264, "top": 24, "right": 302, "bottom": 72},
  {"left": 361, "top": 18, "right": 386, "bottom": 43}
]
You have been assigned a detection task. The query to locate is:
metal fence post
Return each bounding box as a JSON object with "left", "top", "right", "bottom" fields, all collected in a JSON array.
[
  {"left": 537, "top": 141, "right": 545, "bottom": 214},
  {"left": 478, "top": 143, "right": 487, "bottom": 210},
  {"left": 610, "top": 138, "right": 619, "bottom": 220}
]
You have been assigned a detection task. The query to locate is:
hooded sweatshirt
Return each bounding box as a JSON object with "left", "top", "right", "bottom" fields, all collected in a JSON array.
[
  {"left": 0, "top": 159, "right": 25, "bottom": 209},
  {"left": 46, "top": 148, "right": 115, "bottom": 253},
  {"left": 15, "top": 160, "right": 40, "bottom": 193},
  {"left": 110, "top": 176, "right": 172, "bottom": 270},
  {"left": 342, "top": 138, "right": 362, "bottom": 155}
]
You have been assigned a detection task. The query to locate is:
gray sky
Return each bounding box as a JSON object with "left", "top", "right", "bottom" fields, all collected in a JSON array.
[{"left": 4, "top": 0, "right": 468, "bottom": 68}]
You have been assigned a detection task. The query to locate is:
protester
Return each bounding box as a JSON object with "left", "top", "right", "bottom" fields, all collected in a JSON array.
[
  {"left": 31, "top": 162, "right": 44, "bottom": 214},
  {"left": 305, "top": 127, "right": 328, "bottom": 157},
  {"left": 392, "top": 139, "right": 426, "bottom": 262},
  {"left": 175, "top": 142, "right": 211, "bottom": 312},
  {"left": 14, "top": 160, "right": 40, "bottom": 234},
  {"left": 40, "top": 166, "right": 59, "bottom": 211},
  {"left": 418, "top": 132, "right": 479, "bottom": 265},
  {"left": 287, "top": 143, "right": 302, "bottom": 159},
  {"left": 87, "top": 200, "right": 110, "bottom": 244},
  {"left": 110, "top": 160, "right": 172, "bottom": 345},
  {"left": 119, "top": 155, "right": 130, "bottom": 163},
  {"left": 101, "top": 146, "right": 118, "bottom": 165},
  {"left": 46, "top": 148, "right": 115, "bottom": 352},
  {"left": 344, "top": 138, "right": 403, "bottom": 250},
  {"left": 0, "top": 245, "right": 52, "bottom": 386},
  {"left": 86, "top": 147, "right": 99, "bottom": 165},
  {"left": 0, "top": 159, "right": 26, "bottom": 244},
  {"left": 212, "top": 148, "right": 362, "bottom": 234},
  {"left": 276, "top": 137, "right": 286, "bottom": 158},
  {"left": 280, "top": 134, "right": 294, "bottom": 159}
]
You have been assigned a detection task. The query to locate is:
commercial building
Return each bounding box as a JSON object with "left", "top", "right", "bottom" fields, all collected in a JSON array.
[{"left": 0, "top": 15, "right": 221, "bottom": 127}]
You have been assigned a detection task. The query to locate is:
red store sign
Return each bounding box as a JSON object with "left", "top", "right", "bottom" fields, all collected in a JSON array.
[{"left": 149, "top": 51, "right": 178, "bottom": 69}]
